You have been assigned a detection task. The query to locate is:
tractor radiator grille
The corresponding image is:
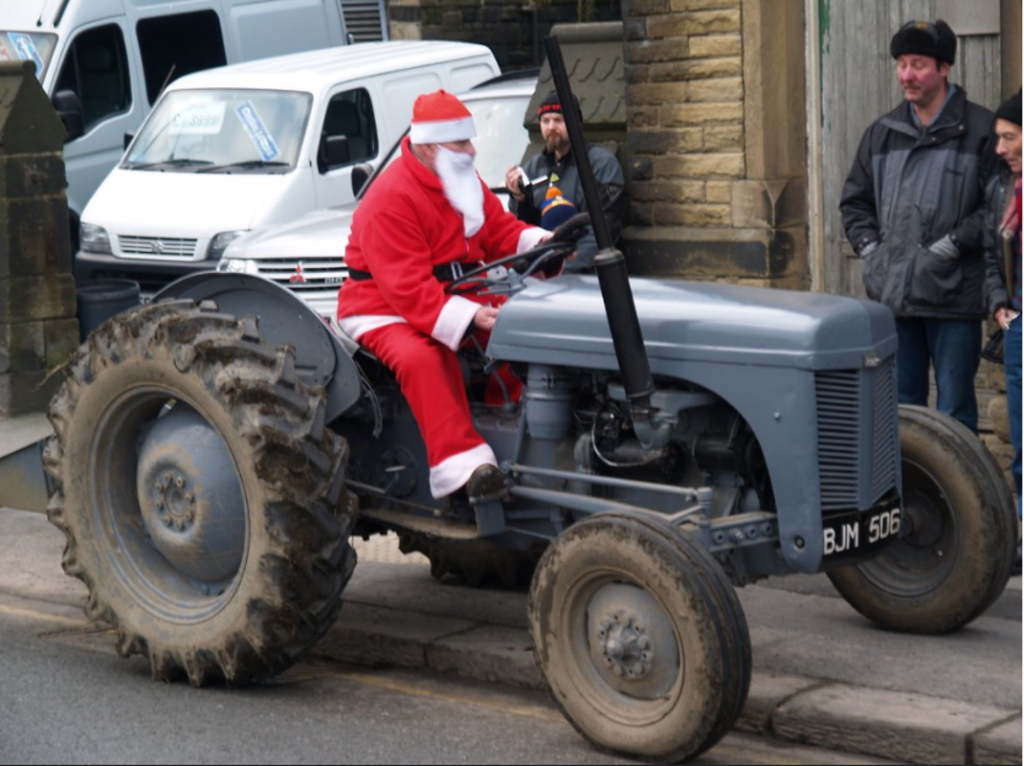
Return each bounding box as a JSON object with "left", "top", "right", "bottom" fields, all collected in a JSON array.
[
  {"left": 815, "top": 370, "right": 861, "bottom": 511},
  {"left": 870, "top": 358, "right": 900, "bottom": 503},
  {"left": 815, "top": 358, "right": 899, "bottom": 512}
]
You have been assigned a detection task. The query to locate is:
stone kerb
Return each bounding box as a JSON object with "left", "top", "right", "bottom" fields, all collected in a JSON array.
[{"left": 0, "top": 60, "right": 78, "bottom": 418}]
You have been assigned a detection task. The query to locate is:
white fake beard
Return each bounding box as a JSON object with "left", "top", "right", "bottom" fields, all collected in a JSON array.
[{"left": 436, "top": 146, "right": 484, "bottom": 238}]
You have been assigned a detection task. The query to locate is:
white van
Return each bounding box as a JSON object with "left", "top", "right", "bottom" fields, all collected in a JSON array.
[
  {"left": 76, "top": 42, "right": 500, "bottom": 289},
  {"left": 1, "top": 0, "right": 350, "bottom": 247}
]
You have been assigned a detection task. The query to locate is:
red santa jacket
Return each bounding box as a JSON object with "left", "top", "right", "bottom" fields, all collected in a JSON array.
[{"left": 337, "top": 137, "right": 546, "bottom": 351}]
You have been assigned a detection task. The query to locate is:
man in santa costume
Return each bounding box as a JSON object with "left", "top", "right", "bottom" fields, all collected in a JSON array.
[{"left": 337, "top": 90, "right": 549, "bottom": 501}]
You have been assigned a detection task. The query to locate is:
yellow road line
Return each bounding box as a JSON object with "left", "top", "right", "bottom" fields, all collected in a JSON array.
[
  {"left": 322, "top": 670, "right": 833, "bottom": 765},
  {"left": 309, "top": 667, "right": 554, "bottom": 721},
  {"left": 0, "top": 602, "right": 88, "bottom": 629}
]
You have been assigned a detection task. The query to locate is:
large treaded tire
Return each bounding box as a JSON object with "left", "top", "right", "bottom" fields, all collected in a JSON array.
[
  {"left": 529, "top": 512, "right": 751, "bottom": 763},
  {"left": 828, "top": 405, "right": 1017, "bottom": 634},
  {"left": 397, "top": 530, "right": 543, "bottom": 590},
  {"left": 44, "top": 301, "right": 357, "bottom": 685}
]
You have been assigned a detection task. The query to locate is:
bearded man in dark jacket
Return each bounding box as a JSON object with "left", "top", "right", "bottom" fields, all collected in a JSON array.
[{"left": 840, "top": 20, "right": 994, "bottom": 433}]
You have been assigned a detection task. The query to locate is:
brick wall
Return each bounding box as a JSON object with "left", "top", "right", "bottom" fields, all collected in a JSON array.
[
  {"left": 387, "top": 0, "right": 623, "bottom": 69},
  {"left": 621, "top": 0, "right": 809, "bottom": 288},
  {"left": 623, "top": 2, "right": 743, "bottom": 229}
]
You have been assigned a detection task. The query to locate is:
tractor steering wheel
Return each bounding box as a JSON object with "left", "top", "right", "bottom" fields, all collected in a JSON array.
[{"left": 445, "top": 212, "right": 591, "bottom": 297}]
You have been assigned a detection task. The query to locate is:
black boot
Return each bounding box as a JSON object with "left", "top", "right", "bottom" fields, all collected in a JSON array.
[{"left": 466, "top": 464, "right": 508, "bottom": 504}]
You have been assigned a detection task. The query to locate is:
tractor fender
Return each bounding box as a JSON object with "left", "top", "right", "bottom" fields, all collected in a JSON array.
[{"left": 154, "top": 273, "right": 361, "bottom": 422}]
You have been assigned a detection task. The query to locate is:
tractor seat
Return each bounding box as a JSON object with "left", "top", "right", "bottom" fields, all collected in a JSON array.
[
  {"left": 327, "top": 317, "right": 480, "bottom": 394},
  {"left": 328, "top": 317, "right": 379, "bottom": 362}
]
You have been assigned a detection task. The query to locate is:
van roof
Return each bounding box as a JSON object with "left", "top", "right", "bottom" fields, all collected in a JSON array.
[
  {"left": 5, "top": 0, "right": 53, "bottom": 31},
  {"left": 167, "top": 41, "right": 496, "bottom": 94}
]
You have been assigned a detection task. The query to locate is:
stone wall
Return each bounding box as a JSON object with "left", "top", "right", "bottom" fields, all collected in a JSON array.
[
  {"left": 0, "top": 61, "right": 78, "bottom": 418},
  {"left": 387, "top": 0, "right": 622, "bottom": 70},
  {"left": 620, "top": 0, "right": 809, "bottom": 289}
]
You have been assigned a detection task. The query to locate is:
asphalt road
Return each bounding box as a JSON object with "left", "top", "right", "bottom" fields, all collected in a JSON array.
[{"left": 0, "top": 596, "right": 889, "bottom": 766}]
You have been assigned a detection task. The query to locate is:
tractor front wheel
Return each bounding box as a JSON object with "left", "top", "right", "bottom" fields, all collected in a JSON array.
[{"left": 529, "top": 512, "right": 750, "bottom": 763}]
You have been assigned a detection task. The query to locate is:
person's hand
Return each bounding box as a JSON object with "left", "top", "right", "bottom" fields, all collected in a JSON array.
[
  {"left": 996, "top": 308, "right": 1020, "bottom": 331},
  {"left": 505, "top": 166, "right": 526, "bottom": 202},
  {"left": 927, "top": 234, "right": 960, "bottom": 261},
  {"left": 473, "top": 305, "right": 500, "bottom": 331}
]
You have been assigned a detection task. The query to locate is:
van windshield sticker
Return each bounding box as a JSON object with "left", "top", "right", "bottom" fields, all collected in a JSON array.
[
  {"left": 168, "top": 103, "right": 226, "bottom": 135},
  {"left": 8, "top": 33, "right": 43, "bottom": 78},
  {"left": 0, "top": 38, "right": 11, "bottom": 61},
  {"left": 235, "top": 101, "right": 281, "bottom": 162}
]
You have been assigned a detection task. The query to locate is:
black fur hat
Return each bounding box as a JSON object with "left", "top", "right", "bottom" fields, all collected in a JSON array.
[
  {"left": 995, "top": 89, "right": 1022, "bottom": 127},
  {"left": 890, "top": 20, "right": 957, "bottom": 66}
]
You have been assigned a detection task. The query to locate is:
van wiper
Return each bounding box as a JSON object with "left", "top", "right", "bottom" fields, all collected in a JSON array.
[
  {"left": 124, "top": 158, "right": 214, "bottom": 171},
  {"left": 195, "top": 160, "right": 291, "bottom": 174}
]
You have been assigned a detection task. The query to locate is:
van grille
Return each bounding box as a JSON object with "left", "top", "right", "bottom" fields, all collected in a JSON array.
[
  {"left": 253, "top": 259, "right": 348, "bottom": 292},
  {"left": 815, "top": 358, "right": 899, "bottom": 511},
  {"left": 118, "top": 236, "right": 198, "bottom": 259}
]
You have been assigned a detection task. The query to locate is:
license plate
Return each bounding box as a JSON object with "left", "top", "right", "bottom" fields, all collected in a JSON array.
[{"left": 822, "top": 505, "right": 901, "bottom": 561}]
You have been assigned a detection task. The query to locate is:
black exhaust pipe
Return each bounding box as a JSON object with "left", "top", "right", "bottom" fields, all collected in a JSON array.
[{"left": 543, "top": 37, "right": 659, "bottom": 421}]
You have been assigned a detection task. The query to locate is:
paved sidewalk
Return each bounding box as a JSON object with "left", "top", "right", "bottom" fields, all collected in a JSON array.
[{"left": 1, "top": 507, "right": 1020, "bottom": 765}]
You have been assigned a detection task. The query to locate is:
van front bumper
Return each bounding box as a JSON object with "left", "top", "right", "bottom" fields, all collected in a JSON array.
[{"left": 75, "top": 252, "right": 222, "bottom": 293}]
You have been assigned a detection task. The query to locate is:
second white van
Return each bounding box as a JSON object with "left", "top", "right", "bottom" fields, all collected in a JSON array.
[
  {"left": 1, "top": 0, "right": 353, "bottom": 247},
  {"left": 75, "top": 41, "right": 500, "bottom": 288}
]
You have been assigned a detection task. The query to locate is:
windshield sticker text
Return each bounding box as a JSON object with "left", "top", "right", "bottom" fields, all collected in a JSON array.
[
  {"left": 9, "top": 33, "right": 43, "bottom": 78},
  {"left": 168, "top": 103, "right": 226, "bottom": 136},
  {"left": 235, "top": 101, "right": 280, "bottom": 162}
]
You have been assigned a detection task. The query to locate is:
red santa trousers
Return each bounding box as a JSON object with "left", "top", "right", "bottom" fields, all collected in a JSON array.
[{"left": 359, "top": 322, "right": 502, "bottom": 499}]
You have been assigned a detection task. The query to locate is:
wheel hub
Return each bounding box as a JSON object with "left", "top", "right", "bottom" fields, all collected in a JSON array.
[
  {"left": 137, "top": 407, "right": 247, "bottom": 586},
  {"left": 598, "top": 612, "right": 653, "bottom": 680},
  {"left": 586, "top": 583, "right": 679, "bottom": 700}
]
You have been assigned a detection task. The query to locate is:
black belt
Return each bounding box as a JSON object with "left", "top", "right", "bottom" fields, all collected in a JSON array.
[{"left": 347, "top": 261, "right": 478, "bottom": 283}]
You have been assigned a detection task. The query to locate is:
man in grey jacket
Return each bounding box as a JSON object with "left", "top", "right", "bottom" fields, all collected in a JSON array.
[
  {"left": 505, "top": 91, "right": 624, "bottom": 272},
  {"left": 840, "top": 20, "right": 994, "bottom": 433}
]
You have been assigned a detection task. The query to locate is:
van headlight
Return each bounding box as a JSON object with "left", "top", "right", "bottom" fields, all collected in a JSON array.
[
  {"left": 217, "top": 258, "right": 261, "bottom": 276},
  {"left": 207, "top": 230, "right": 248, "bottom": 261},
  {"left": 80, "top": 223, "right": 112, "bottom": 255}
]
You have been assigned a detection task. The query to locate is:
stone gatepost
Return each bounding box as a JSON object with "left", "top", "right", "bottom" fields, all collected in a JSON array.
[{"left": 0, "top": 60, "right": 78, "bottom": 418}]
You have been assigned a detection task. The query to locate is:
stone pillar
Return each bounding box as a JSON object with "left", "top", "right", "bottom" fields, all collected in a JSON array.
[
  {"left": 620, "top": 0, "right": 808, "bottom": 289},
  {"left": 0, "top": 60, "right": 78, "bottom": 418}
]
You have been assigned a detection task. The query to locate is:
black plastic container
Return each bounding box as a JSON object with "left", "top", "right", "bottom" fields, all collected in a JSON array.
[{"left": 76, "top": 280, "right": 141, "bottom": 342}]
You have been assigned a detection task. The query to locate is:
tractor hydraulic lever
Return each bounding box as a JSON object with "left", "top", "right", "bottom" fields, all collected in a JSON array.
[{"left": 543, "top": 36, "right": 668, "bottom": 449}]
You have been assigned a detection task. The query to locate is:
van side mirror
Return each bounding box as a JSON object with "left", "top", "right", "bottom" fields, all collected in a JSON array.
[
  {"left": 324, "top": 135, "right": 351, "bottom": 170},
  {"left": 352, "top": 163, "right": 373, "bottom": 197},
  {"left": 53, "top": 90, "right": 85, "bottom": 143},
  {"left": 124, "top": 132, "right": 135, "bottom": 151}
]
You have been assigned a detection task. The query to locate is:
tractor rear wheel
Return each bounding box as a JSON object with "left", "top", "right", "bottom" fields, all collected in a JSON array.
[
  {"left": 828, "top": 405, "right": 1016, "bottom": 633},
  {"left": 529, "top": 512, "right": 750, "bottom": 763},
  {"left": 44, "top": 301, "right": 356, "bottom": 685}
]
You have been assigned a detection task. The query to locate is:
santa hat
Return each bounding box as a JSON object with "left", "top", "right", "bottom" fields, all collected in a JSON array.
[
  {"left": 410, "top": 90, "right": 477, "bottom": 145},
  {"left": 541, "top": 186, "right": 578, "bottom": 231}
]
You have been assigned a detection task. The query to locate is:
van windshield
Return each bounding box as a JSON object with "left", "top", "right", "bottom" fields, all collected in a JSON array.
[
  {"left": 0, "top": 31, "right": 57, "bottom": 80},
  {"left": 123, "top": 89, "right": 313, "bottom": 174}
]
